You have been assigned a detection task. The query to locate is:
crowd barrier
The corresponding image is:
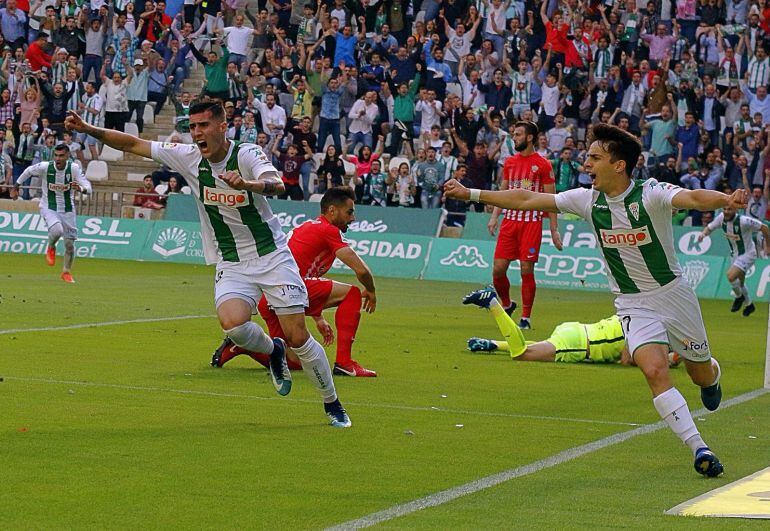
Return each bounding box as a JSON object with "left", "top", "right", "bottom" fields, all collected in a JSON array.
[{"left": 1, "top": 209, "right": 768, "bottom": 302}]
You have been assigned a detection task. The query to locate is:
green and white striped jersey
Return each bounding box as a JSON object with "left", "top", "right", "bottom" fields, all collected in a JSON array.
[
  {"left": 151, "top": 140, "right": 287, "bottom": 265},
  {"left": 707, "top": 212, "right": 763, "bottom": 257},
  {"left": 16, "top": 161, "right": 91, "bottom": 213},
  {"left": 555, "top": 179, "right": 682, "bottom": 295}
]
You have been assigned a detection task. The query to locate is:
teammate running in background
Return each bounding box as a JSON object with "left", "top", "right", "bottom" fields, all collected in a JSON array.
[
  {"left": 65, "top": 104, "right": 352, "bottom": 428},
  {"left": 462, "top": 287, "right": 681, "bottom": 367},
  {"left": 212, "top": 187, "right": 378, "bottom": 377},
  {"left": 699, "top": 203, "right": 770, "bottom": 317},
  {"left": 15, "top": 144, "right": 91, "bottom": 283},
  {"left": 487, "top": 121, "right": 562, "bottom": 329},
  {"left": 445, "top": 123, "right": 750, "bottom": 477}
]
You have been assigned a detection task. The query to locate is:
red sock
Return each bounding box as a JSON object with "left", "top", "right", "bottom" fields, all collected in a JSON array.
[
  {"left": 335, "top": 286, "right": 361, "bottom": 365},
  {"left": 521, "top": 273, "right": 536, "bottom": 318},
  {"left": 492, "top": 274, "right": 512, "bottom": 309}
]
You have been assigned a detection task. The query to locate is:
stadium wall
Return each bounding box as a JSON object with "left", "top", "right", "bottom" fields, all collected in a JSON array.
[{"left": 1, "top": 209, "right": 768, "bottom": 301}]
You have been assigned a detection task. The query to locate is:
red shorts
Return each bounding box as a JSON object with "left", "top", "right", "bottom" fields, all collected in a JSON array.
[
  {"left": 494, "top": 218, "right": 543, "bottom": 262},
  {"left": 257, "top": 278, "right": 334, "bottom": 338}
]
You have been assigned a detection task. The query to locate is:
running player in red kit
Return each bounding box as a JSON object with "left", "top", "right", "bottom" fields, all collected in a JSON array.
[
  {"left": 488, "top": 121, "right": 562, "bottom": 329},
  {"left": 211, "top": 187, "right": 378, "bottom": 377}
]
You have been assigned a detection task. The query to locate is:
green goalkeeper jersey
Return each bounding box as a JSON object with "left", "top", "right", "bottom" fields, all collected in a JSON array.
[{"left": 549, "top": 316, "right": 625, "bottom": 363}]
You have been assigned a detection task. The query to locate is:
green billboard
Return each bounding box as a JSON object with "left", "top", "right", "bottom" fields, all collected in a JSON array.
[
  {"left": 0, "top": 210, "right": 153, "bottom": 260},
  {"left": 164, "top": 195, "right": 446, "bottom": 237}
]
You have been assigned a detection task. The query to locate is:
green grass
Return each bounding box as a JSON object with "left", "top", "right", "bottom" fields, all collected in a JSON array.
[{"left": 1, "top": 253, "right": 769, "bottom": 529}]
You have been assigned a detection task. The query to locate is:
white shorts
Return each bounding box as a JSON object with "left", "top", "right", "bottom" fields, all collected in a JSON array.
[
  {"left": 730, "top": 251, "right": 757, "bottom": 273},
  {"left": 41, "top": 207, "right": 77, "bottom": 240},
  {"left": 214, "top": 247, "right": 307, "bottom": 315},
  {"left": 615, "top": 277, "right": 711, "bottom": 363}
]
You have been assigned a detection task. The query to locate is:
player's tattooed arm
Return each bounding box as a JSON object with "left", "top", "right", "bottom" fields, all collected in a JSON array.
[{"left": 220, "top": 170, "right": 285, "bottom": 195}]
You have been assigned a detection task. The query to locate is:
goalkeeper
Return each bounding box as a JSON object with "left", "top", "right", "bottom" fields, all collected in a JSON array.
[{"left": 462, "top": 287, "right": 679, "bottom": 366}]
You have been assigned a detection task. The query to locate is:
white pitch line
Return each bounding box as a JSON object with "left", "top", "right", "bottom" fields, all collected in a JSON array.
[
  {"left": 327, "top": 387, "right": 770, "bottom": 530},
  {"left": 1, "top": 376, "right": 643, "bottom": 427},
  {"left": 0, "top": 314, "right": 216, "bottom": 335}
]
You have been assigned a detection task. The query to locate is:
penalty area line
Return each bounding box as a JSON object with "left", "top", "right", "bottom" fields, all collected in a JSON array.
[
  {"left": 0, "top": 314, "right": 217, "bottom": 335},
  {"left": 2, "top": 376, "right": 643, "bottom": 427},
  {"left": 326, "top": 387, "right": 770, "bottom": 530}
]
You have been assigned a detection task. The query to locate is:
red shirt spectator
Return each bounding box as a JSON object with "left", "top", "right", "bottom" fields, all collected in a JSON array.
[
  {"left": 25, "top": 35, "right": 51, "bottom": 70},
  {"left": 142, "top": 4, "right": 173, "bottom": 43}
]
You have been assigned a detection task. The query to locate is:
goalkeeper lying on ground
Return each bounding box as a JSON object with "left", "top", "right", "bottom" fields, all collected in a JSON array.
[{"left": 462, "top": 287, "right": 680, "bottom": 366}]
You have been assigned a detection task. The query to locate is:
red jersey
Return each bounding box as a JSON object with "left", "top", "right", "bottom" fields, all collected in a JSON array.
[
  {"left": 501, "top": 152, "right": 554, "bottom": 222},
  {"left": 288, "top": 216, "right": 350, "bottom": 278}
]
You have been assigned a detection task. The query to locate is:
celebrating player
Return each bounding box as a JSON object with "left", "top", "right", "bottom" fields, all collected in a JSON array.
[
  {"left": 699, "top": 204, "right": 770, "bottom": 317},
  {"left": 15, "top": 144, "right": 92, "bottom": 283},
  {"left": 444, "top": 123, "right": 750, "bottom": 477},
  {"left": 487, "top": 121, "right": 562, "bottom": 329},
  {"left": 212, "top": 187, "right": 378, "bottom": 377},
  {"left": 65, "top": 104, "right": 352, "bottom": 428},
  {"left": 462, "top": 287, "right": 681, "bottom": 367}
]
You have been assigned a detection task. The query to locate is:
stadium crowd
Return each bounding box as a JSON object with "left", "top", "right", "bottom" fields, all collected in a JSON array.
[{"left": 0, "top": 0, "right": 769, "bottom": 227}]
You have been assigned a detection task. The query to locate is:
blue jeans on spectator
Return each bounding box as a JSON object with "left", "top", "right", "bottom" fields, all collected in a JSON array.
[
  {"left": 421, "top": 189, "right": 442, "bottom": 209},
  {"left": 348, "top": 131, "right": 372, "bottom": 154},
  {"left": 173, "top": 60, "right": 191, "bottom": 93},
  {"left": 229, "top": 53, "right": 247, "bottom": 71},
  {"left": 300, "top": 159, "right": 313, "bottom": 200},
  {"left": 13, "top": 162, "right": 30, "bottom": 199},
  {"left": 83, "top": 54, "right": 103, "bottom": 86},
  {"left": 318, "top": 117, "right": 341, "bottom": 152},
  {"left": 422, "top": 0, "right": 441, "bottom": 21}
]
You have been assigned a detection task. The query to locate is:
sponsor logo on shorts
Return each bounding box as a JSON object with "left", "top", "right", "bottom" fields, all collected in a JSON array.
[
  {"left": 599, "top": 227, "right": 652, "bottom": 248},
  {"left": 202, "top": 187, "right": 249, "bottom": 207},
  {"left": 681, "top": 338, "right": 710, "bottom": 352},
  {"left": 215, "top": 270, "right": 224, "bottom": 283},
  {"left": 440, "top": 245, "right": 489, "bottom": 268},
  {"left": 48, "top": 182, "right": 71, "bottom": 192},
  {"left": 279, "top": 284, "right": 307, "bottom": 299}
]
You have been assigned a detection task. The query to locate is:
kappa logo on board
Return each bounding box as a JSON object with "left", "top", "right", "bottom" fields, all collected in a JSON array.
[{"left": 440, "top": 245, "right": 489, "bottom": 268}]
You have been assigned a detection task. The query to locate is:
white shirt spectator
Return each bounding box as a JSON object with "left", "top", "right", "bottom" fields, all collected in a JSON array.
[
  {"left": 415, "top": 99, "right": 443, "bottom": 131},
  {"left": 458, "top": 72, "right": 485, "bottom": 108},
  {"left": 347, "top": 99, "right": 379, "bottom": 134},
  {"left": 546, "top": 127, "right": 571, "bottom": 152},
  {"left": 540, "top": 84, "right": 560, "bottom": 117},
  {"left": 223, "top": 26, "right": 254, "bottom": 56},
  {"left": 253, "top": 99, "right": 286, "bottom": 135},
  {"left": 104, "top": 79, "right": 128, "bottom": 112}
]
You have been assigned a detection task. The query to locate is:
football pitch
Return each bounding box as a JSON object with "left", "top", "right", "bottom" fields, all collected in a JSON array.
[{"left": 2, "top": 253, "right": 770, "bottom": 529}]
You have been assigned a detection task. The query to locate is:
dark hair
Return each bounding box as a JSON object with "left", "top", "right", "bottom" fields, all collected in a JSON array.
[
  {"left": 320, "top": 186, "right": 355, "bottom": 212},
  {"left": 514, "top": 120, "right": 539, "bottom": 141},
  {"left": 54, "top": 143, "right": 69, "bottom": 153},
  {"left": 589, "top": 123, "right": 642, "bottom": 179},
  {"left": 190, "top": 101, "right": 225, "bottom": 121}
]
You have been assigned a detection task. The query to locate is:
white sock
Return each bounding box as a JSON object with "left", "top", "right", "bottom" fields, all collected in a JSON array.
[
  {"left": 708, "top": 358, "right": 721, "bottom": 387},
  {"left": 741, "top": 285, "right": 752, "bottom": 305},
  {"left": 730, "top": 278, "right": 742, "bottom": 298},
  {"left": 294, "top": 336, "right": 337, "bottom": 403},
  {"left": 225, "top": 321, "right": 274, "bottom": 353},
  {"left": 653, "top": 387, "right": 704, "bottom": 456}
]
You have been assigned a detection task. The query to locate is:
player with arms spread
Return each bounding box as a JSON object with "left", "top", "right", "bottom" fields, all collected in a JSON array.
[
  {"left": 699, "top": 203, "right": 770, "bottom": 317},
  {"left": 445, "top": 123, "right": 749, "bottom": 477},
  {"left": 488, "top": 121, "right": 562, "bottom": 329},
  {"left": 65, "top": 103, "right": 352, "bottom": 428},
  {"left": 16, "top": 144, "right": 92, "bottom": 283},
  {"left": 212, "top": 187, "right": 379, "bottom": 377}
]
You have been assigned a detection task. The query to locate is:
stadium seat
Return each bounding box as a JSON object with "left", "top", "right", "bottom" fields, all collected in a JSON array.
[
  {"left": 127, "top": 172, "right": 147, "bottom": 182},
  {"left": 99, "top": 144, "right": 124, "bottom": 161},
  {"left": 181, "top": 186, "right": 192, "bottom": 194},
  {"left": 309, "top": 193, "right": 323, "bottom": 202},
  {"left": 86, "top": 160, "right": 109, "bottom": 181},
  {"left": 446, "top": 83, "right": 462, "bottom": 99},
  {"left": 143, "top": 105, "right": 155, "bottom": 125},
  {"left": 342, "top": 159, "right": 356, "bottom": 176},
  {"left": 124, "top": 123, "right": 140, "bottom": 137},
  {"left": 389, "top": 156, "right": 409, "bottom": 172},
  {"left": 155, "top": 183, "right": 169, "bottom": 195}
]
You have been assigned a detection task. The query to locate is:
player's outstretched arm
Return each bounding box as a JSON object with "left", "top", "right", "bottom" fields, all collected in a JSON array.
[
  {"left": 64, "top": 111, "right": 152, "bottom": 159},
  {"left": 671, "top": 188, "right": 748, "bottom": 212},
  {"left": 335, "top": 247, "right": 376, "bottom": 313},
  {"left": 443, "top": 179, "right": 559, "bottom": 213}
]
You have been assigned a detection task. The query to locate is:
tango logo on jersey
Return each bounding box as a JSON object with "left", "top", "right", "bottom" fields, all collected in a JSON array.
[
  {"left": 152, "top": 226, "right": 188, "bottom": 257},
  {"left": 440, "top": 245, "right": 489, "bottom": 268},
  {"left": 203, "top": 187, "right": 248, "bottom": 207},
  {"left": 48, "top": 182, "right": 70, "bottom": 192},
  {"left": 681, "top": 260, "right": 710, "bottom": 290},
  {"left": 599, "top": 227, "right": 652, "bottom": 248}
]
